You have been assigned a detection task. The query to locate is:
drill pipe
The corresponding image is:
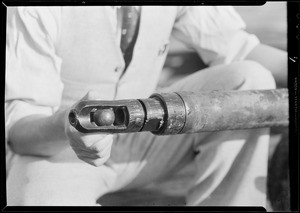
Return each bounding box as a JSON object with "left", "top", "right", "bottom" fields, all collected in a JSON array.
[{"left": 69, "top": 89, "right": 289, "bottom": 135}]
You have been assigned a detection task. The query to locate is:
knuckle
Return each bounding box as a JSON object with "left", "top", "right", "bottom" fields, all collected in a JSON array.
[
  {"left": 91, "top": 144, "right": 102, "bottom": 153},
  {"left": 95, "top": 152, "right": 104, "bottom": 158},
  {"left": 92, "top": 154, "right": 110, "bottom": 167},
  {"left": 96, "top": 150, "right": 110, "bottom": 159}
]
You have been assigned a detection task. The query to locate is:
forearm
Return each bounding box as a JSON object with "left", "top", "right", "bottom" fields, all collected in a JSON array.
[
  {"left": 246, "top": 44, "right": 287, "bottom": 88},
  {"left": 8, "top": 109, "right": 70, "bottom": 157}
]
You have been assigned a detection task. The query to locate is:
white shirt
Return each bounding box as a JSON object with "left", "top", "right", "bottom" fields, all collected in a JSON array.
[{"left": 5, "top": 6, "right": 259, "bottom": 143}]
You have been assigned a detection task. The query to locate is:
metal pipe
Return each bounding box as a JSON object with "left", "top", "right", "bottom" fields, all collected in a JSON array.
[{"left": 69, "top": 89, "right": 289, "bottom": 135}]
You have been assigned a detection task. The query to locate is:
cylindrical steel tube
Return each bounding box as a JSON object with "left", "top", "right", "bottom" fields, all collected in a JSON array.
[
  {"left": 176, "top": 89, "right": 289, "bottom": 134},
  {"left": 138, "top": 97, "right": 165, "bottom": 132},
  {"left": 149, "top": 93, "right": 186, "bottom": 135},
  {"left": 69, "top": 89, "right": 289, "bottom": 134}
]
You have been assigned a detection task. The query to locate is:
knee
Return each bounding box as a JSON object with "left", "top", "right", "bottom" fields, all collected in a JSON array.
[{"left": 237, "top": 60, "right": 276, "bottom": 90}]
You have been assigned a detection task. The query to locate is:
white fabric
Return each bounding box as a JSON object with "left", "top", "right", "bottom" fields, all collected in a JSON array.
[
  {"left": 5, "top": 6, "right": 265, "bottom": 206},
  {"left": 6, "top": 60, "right": 275, "bottom": 206},
  {"left": 5, "top": 6, "right": 260, "bottom": 137},
  {"left": 173, "top": 6, "right": 259, "bottom": 66}
]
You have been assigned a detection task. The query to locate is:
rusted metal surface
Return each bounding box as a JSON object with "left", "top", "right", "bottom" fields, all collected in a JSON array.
[
  {"left": 150, "top": 93, "right": 186, "bottom": 135},
  {"left": 177, "top": 89, "right": 289, "bottom": 134},
  {"left": 69, "top": 89, "right": 289, "bottom": 134},
  {"left": 138, "top": 97, "right": 165, "bottom": 132}
]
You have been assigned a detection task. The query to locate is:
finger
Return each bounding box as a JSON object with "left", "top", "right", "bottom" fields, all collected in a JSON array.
[
  {"left": 70, "top": 141, "right": 110, "bottom": 159},
  {"left": 74, "top": 148, "right": 99, "bottom": 159},
  {"left": 69, "top": 91, "right": 93, "bottom": 109},
  {"left": 92, "top": 155, "right": 110, "bottom": 167},
  {"left": 77, "top": 154, "right": 109, "bottom": 167},
  {"left": 69, "top": 133, "right": 113, "bottom": 154},
  {"left": 76, "top": 155, "right": 98, "bottom": 166},
  {"left": 87, "top": 135, "right": 113, "bottom": 152},
  {"left": 82, "top": 134, "right": 112, "bottom": 147},
  {"left": 92, "top": 143, "right": 112, "bottom": 158},
  {"left": 72, "top": 144, "right": 111, "bottom": 160},
  {"left": 69, "top": 90, "right": 103, "bottom": 110}
]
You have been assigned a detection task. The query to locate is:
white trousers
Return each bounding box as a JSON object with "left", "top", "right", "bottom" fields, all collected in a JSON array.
[{"left": 6, "top": 60, "right": 276, "bottom": 206}]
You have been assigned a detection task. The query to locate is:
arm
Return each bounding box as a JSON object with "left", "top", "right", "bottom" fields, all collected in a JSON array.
[
  {"left": 246, "top": 44, "right": 287, "bottom": 88},
  {"left": 172, "top": 6, "right": 259, "bottom": 66},
  {"left": 8, "top": 109, "right": 68, "bottom": 157},
  {"left": 6, "top": 7, "right": 65, "bottom": 157},
  {"left": 9, "top": 93, "right": 113, "bottom": 167},
  {"left": 6, "top": 7, "right": 112, "bottom": 166},
  {"left": 172, "top": 5, "right": 287, "bottom": 85}
]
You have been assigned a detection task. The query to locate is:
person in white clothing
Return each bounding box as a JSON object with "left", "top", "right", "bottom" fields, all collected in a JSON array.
[{"left": 5, "top": 6, "right": 287, "bottom": 206}]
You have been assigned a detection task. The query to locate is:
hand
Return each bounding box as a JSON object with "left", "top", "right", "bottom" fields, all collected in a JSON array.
[{"left": 65, "top": 91, "right": 113, "bottom": 166}]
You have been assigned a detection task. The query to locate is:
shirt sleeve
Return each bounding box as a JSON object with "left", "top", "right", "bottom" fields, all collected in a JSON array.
[
  {"left": 5, "top": 7, "right": 63, "bottom": 138},
  {"left": 173, "top": 6, "right": 260, "bottom": 66}
]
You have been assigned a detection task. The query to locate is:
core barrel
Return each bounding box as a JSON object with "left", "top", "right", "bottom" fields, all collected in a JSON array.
[
  {"left": 69, "top": 89, "right": 289, "bottom": 134},
  {"left": 175, "top": 89, "right": 289, "bottom": 134}
]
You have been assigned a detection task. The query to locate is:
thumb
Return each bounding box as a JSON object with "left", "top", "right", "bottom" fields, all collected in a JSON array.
[{"left": 69, "top": 90, "right": 104, "bottom": 126}]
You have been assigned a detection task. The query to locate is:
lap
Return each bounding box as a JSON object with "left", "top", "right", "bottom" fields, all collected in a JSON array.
[
  {"left": 109, "top": 60, "right": 275, "bottom": 190},
  {"left": 6, "top": 147, "right": 117, "bottom": 205},
  {"left": 109, "top": 132, "right": 197, "bottom": 191},
  {"left": 6, "top": 61, "right": 275, "bottom": 205}
]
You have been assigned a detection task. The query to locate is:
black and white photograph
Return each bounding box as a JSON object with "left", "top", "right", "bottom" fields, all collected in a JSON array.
[{"left": 2, "top": 1, "right": 297, "bottom": 211}]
